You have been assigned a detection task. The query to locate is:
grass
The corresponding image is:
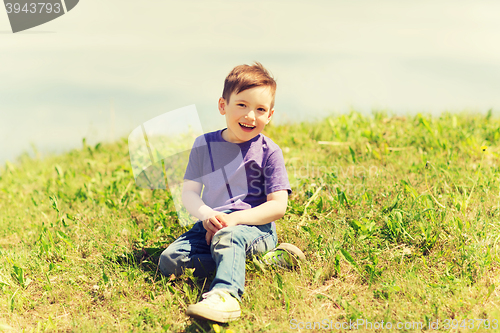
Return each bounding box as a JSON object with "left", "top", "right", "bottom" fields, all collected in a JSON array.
[{"left": 0, "top": 111, "right": 499, "bottom": 332}]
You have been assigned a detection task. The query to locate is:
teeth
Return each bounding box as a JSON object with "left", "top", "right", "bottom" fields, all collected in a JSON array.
[{"left": 240, "top": 123, "right": 255, "bottom": 128}]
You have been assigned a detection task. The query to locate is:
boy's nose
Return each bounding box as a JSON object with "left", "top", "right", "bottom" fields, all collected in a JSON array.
[{"left": 245, "top": 110, "right": 256, "bottom": 120}]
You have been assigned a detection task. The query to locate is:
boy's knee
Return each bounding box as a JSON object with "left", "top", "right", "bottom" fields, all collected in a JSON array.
[
  {"left": 211, "top": 226, "right": 247, "bottom": 249},
  {"left": 212, "top": 226, "right": 238, "bottom": 241},
  {"left": 158, "top": 248, "right": 183, "bottom": 277}
]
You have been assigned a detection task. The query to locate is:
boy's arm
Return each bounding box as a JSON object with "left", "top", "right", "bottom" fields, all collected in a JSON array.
[
  {"left": 182, "top": 179, "right": 224, "bottom": 237},
  {"left": 181, "top": 179, "right": 218, "bottom": 221},
  {"left": 215, "top": 190, "right": 288, "bottom": 227}
]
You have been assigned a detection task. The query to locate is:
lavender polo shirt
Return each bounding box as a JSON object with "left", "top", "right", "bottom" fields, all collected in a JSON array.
[{"left": 184, "top": 129, "right": 291, "bottom": 213}]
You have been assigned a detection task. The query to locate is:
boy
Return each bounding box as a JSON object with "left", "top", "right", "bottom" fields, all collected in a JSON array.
[{"left": 158, "top": 62, "right": 303, "bottom": 323}]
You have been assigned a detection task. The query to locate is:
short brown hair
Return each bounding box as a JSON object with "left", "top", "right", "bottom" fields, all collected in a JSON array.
[{"left": 222, "top": 62, "right": 277, "bottom": 109}]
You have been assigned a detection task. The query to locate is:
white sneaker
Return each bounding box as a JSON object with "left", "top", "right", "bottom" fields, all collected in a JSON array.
[{"left": 187, "top": 289, "right": 241, "bottom": 322}]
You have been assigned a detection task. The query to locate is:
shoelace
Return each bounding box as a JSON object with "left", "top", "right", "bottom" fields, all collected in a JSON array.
[{"left": 200, "top": 290, "right": 227, "bottom": 305}]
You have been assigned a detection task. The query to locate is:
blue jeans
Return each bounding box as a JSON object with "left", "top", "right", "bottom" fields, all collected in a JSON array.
[{"left": 158, "top": 221, "right": 277, "bottom": 300}]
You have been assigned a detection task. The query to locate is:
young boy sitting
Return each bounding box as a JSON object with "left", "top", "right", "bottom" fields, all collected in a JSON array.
[{"left": 158, "top": 62, "right": 304, "bottom": 323}]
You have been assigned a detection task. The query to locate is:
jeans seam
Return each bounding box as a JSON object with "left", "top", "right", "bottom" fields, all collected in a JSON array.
[
  {"left": 246, "top": 228, "right": 274, "bottom": 256},
  {"left": 230, "top": 230, "right": 237, "bottom": 294}
]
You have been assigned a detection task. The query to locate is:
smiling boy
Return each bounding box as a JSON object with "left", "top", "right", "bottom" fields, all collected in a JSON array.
[{"left": 158, "top": 62, "right": 304, "bottom": 323}]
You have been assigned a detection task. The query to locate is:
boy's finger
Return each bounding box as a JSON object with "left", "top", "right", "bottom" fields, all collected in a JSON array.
[
  {"left": 204, "top": 224, "right": 214, "bottom": 234},
  {"left": 208, "top": 222, "right": 219, "bottom": 234},
  {"left": 202, "top": 219, "right": 209, "bottom": 231},
  {"left": 203, "top": 219, "right": 216, "bottom": 232},
  {"left": 215, "top": 214, "right": 228, "bottom": 227},
  {"left": 205, "top": 231, "right": 213, "bottom": 245},
  {"left": 209, "top": 216, "right": 223, "bottom": 229}
]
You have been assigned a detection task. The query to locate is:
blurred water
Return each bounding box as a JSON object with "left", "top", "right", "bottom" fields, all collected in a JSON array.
[{"left": 1, "top": 0, "right": 500, "bottom": 165}]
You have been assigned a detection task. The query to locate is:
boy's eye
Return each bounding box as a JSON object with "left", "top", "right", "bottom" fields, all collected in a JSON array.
[
  {"left": 237, "top": 104, "right": 246, "bottom": 107},
  {"left": 258, "top": 108, "right": 266, "bottom": 112}
]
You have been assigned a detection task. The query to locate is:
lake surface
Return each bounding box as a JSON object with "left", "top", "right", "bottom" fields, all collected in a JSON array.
[{"left": 1, "top": 0, "right": 500, "bottom": 165}]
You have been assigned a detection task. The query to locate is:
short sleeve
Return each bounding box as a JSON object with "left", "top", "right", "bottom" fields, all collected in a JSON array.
[
  {"left": 183, "top": 136, "right": 207, "bottom": 182},
  {"left": 264, "top": 149, "right": 292, "bottom": 195}
]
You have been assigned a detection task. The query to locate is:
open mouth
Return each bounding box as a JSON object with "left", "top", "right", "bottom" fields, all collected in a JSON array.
[{"left": 239, "top": 123, "right": 256, "bottom": 131}]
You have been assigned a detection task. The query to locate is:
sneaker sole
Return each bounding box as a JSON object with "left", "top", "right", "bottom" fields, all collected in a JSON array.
[
  {"left": 277, "top": 243, "right": 306, "bottom": 262},
  {"left": 187, "top": 304, "right": 241, "bottom": 323}
]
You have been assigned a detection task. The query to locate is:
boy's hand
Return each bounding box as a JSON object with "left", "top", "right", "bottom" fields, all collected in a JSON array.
[
  {"left": 215, "top": 212, "right": 239, "bottom": 228},
  {"left": 202, "top": 215, "right": 224, "bottom": 235},
  {"left": 203, "top": 212, "right": 229, "bottom": 244},
  {"left": 202, "top": 212, "right": 238, "bottom": 245}
]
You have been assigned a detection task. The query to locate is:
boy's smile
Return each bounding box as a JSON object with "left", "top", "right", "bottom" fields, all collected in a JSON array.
[{"left": 218, "top": 86, "right": 275, "bottom": 144}]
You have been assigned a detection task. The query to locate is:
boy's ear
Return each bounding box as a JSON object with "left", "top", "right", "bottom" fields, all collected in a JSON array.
[
  {"left": 218, "top": 97, "right": 226, "bottom": 115},
  {"left": 266, "top": 108, "right": 275, "bottom": 124}
]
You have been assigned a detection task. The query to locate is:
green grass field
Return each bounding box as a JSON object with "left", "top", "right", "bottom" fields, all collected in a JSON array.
[{"left": 0, "top": 111, "right": 499, "bottom": 332}]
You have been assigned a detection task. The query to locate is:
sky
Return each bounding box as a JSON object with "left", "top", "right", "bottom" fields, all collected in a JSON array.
[{"left": 1, "top": 0, "right": 500, "bottom": 164}]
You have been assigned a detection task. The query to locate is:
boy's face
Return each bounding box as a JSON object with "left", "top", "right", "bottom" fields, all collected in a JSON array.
[{"left": 218, "top": 86, "right": 275, "bottom": 144}]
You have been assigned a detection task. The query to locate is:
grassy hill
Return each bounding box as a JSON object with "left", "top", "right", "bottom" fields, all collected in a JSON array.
[{"left": 0, "top": 111, "right": 499, "bottom": 332}]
